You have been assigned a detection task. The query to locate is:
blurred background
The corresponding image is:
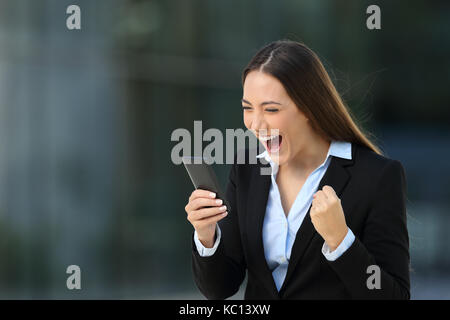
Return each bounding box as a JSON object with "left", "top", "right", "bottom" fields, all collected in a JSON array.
[{"left": 0, "top": 0, "right": 449, "bottom": 299}]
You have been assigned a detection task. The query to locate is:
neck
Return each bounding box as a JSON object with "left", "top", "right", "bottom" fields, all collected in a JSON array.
[{"left": 281, "top": 136, "right": 331, "bottom": 178}]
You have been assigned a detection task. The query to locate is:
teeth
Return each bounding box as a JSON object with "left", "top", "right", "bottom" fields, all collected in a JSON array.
[{"left": 259, "top": 135, "right": 279, "bottom": 141}]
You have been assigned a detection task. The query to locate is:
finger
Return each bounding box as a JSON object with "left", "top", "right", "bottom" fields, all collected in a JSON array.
[
  {"left": 312, "top": 193, "right": 327, "bottom": 207},
  {"left": 310, "top": 203, "right": 317, "bottom": 215},
  {"left": 312, "top": 201, "right": 322, "bottom": 212},
  {"left": 189, "top": 197, "right": 224, "bottom": 212},
  {"left": 311, "top": 197, "right": 319, "bottom": 207},
  {"left": 311, "top": 200, "right": 319, "bottom": 212},
  {"left": 193, "top": 211, "right": 228, "bottom": 228},
  {"left": 190, "top": 205, "right": 227, "bottom": 221},
  {"left": 310, "top": 203, "right": 320, "bottom": 216},
  {"left": 322, "top": 185, "right": 337, "bottom": 199},
  {"left": 313, "top": 190, "right": 327, "bottom": 202},
  {"left": 323, "top": 187, "right": 342, "bottom": 206},
  {"left": 189, "top": 189, "right": 216, "bottom": 202}
]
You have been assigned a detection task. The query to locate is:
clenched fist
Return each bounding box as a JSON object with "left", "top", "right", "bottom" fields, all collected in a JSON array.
[{"left": 311, "top": 185, "right": 348, "bottom": 252}]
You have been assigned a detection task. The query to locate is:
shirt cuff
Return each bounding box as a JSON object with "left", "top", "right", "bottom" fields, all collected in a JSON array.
[
  {"left": 321, "top": 227, "right": 355, "bottom": 261},
  {"left": 194, "top": 224, "right": 221, "bottom": 257}
]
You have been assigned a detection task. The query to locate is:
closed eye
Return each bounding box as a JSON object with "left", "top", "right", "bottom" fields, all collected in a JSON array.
[{"left": 242, "top": 106, "right": 279, "bottom": 112}]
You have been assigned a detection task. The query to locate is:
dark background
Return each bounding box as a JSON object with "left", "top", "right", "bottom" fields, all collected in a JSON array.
[{"left": 0, "top": 0, "right": 449, "bottom": 299}]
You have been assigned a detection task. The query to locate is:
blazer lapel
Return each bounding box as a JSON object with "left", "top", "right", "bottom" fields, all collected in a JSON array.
[
  {"left": 279, "top": 145, "right": 356, "bottom": 293},
  {"left": 247, "top": 160, "right": 279, "bottom": 297}
]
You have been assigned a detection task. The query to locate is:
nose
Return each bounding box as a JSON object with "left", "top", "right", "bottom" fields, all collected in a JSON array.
[{"left": 249, "top": 112, "right": 268, "bottom": 137}]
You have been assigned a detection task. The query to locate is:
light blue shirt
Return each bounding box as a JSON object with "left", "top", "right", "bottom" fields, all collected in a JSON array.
[{"left": 194, "top": 140, "right": 355, "bottom": 292}]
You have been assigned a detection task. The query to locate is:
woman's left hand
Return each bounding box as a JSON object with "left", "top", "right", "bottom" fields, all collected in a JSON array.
[{"left": 311, "top": 185, "right": 348, "bottom": 252}]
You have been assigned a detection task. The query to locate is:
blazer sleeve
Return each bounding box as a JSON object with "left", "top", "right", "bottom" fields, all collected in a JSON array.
[
  {"left": 326, "top": 159, "right": 410, "bottom": 299},
  {"left": 191, "top": 160, "right": 247, "bottom": 299}
]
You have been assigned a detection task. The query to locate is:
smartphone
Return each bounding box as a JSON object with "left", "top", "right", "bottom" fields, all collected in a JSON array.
[{"left": 182, "top": 156, "right": 231, "bottom": 212}]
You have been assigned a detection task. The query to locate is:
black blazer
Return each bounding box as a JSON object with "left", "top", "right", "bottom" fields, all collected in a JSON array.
[{"left": 191, "top": 142, "right": 410, "bottom": 299}]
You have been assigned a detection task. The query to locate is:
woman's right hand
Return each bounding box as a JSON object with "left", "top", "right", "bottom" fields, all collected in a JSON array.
[{"left": 185, "top": 189, "right": 228, "bottom": 248}]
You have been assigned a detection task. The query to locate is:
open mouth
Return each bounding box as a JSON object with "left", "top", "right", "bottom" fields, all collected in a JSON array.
[{"left": 260, "top": 135, "right": 283, "bottom": 153}]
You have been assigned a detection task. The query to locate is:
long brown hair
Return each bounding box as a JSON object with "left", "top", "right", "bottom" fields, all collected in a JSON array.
[{"left": 242, "top": 39, "right": 383, "bottom": 155}]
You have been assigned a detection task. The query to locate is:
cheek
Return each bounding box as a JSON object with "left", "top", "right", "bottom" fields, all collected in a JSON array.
[
  {"left": 281, "top": 117, "right": 307, "bottom": 153},
  {"left": 243, "top": 113, "right": 251, "bottom": 130},
  {"left": 274, "top": 115, "right": 292, "bottom": 135},
  {"left": 285, "top": 113, "right": 307, "bottom": 136}
]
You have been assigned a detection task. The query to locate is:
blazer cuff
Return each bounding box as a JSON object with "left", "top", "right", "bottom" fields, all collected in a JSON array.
[
  {"left": 322, "top": 227, "right": 355, "bottom": 261},
  {"left": 194, "top": 224, "right": 222, "bottom": 257}
]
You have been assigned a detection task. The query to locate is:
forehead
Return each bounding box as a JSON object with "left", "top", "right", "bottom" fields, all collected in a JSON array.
[{"left": 243, "top": 71, "right": 288, "bottom": 100}]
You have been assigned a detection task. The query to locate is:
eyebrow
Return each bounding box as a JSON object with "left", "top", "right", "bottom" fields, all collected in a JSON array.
[{"left": 241, "top": 99, "right": 282, "bottom": 106}]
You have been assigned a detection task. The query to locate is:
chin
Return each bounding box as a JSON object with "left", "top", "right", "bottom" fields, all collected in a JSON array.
[
  {"left": 270, "top": 151, "right": 287, "bottom": 167},
  {"left": 276, "top": 157, "right": 287, "bottom": 167}
]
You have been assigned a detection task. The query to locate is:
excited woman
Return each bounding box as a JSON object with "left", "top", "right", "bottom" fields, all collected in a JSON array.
[{"left": 184, "top": 39, "right": 410, "bottom": 299}]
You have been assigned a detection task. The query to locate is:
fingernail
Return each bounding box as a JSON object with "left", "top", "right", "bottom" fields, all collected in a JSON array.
[
  {"left": 215, "top": 199, "right": 223, "bottom": 205},
  {"left": 222, "top": 211, "right": 228, "bottom": 216},
  {"left": 220, "top": 205, "right": 227, "bottom": 211},
  {"left": 209, "top": 192, "right": 216, "bottom": 198}
]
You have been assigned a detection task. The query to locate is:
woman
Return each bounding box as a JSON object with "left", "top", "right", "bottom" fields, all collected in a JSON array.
[{"left": 184, "top": 40, "right": 410, "bottom": 299}]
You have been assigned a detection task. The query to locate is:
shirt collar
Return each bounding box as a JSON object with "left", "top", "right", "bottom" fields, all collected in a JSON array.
[{"left": 256, "top": 140, "right": 352, "bottom": 173}]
